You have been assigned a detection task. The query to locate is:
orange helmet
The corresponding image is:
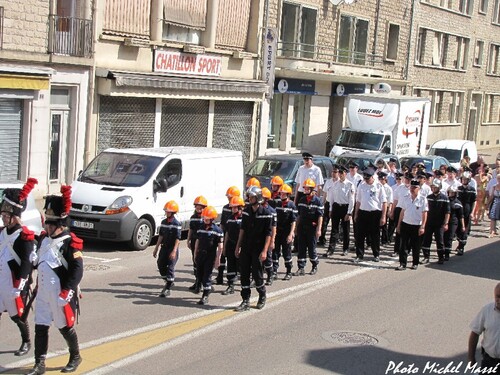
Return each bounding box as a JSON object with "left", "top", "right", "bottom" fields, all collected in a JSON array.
[
  {"left": 261, "top": 187, "right": 272, "bottom": 199},
  {"left": 279, "top": 184, "right": 293, "bottom": 194},
  {"left": 229, "top": 196, "right": 245, "bottom": 207},
  {"left": 271, "top": 176, "right": 284, "bottom": 186},
  {"left": 226, "top": 186, "right": 241, "bottom": 198},
  {"left": 303, "top": 178, "right": 316, "bottom": 188},
  {"left": 193, "top": 196, "right": 208, "bottom": 207},
  {"left": 246, "top": 177, "right": 261, "bottom": 188},
  {"left": 201, "top": 206, "right": 218, "bottom": 220},
  {"left": 163, "top": 200, "right": 179, "bottom": 213}
]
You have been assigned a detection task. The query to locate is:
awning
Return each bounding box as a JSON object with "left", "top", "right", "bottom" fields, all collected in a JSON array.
[
  {"left": 0, "top": 65, "right": 54, "bottom": 90},
  {"left": 97, "top": 70, "right": 268, "bottom": 101}
]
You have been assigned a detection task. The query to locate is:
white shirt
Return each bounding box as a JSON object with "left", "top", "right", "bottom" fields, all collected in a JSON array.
[
  {"left": 394, "top": 184, "right": 410, "bottom": 208},
  {"left": 328, "top": 179, "right": 355, "bottom": 215},
  {"left": 322, "top": 177, "right": 338, "bottom": 203},
  {"left": 382, "top": 183, "right": 393, "bottom": 205},
  {"left": 295, "top": 164, "right": 324, "bottom": 193},
  {"left": 347, "top": 172, "right": 363, "bottom": 189},
  {"left": 401, "top": 194, "right": 428, "bottom": 225},
  {"left": 419, "top": 183, "right": 431, "bottom": 198},
  {"left": 442, "top": 178, "right": 460, "bottom": 193},
  {"left": 470, "top": 302, "right": 500, "bottom": 359},
  {"left": 356, "top": 181, "right": 387, "bottom": 211}
]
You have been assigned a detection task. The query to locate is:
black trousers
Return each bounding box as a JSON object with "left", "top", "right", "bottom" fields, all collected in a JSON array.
[
  {"left": 195, "top": 250, "right": 216, "bottom": 291},
  {"left": 297, "top": 224, "right": 319, "bottom": 269},
  {"left": 329, "top": 203, "right": 350, "bottom": 252},
  {"left": 355, "top": 210, "right": 381, "bottom": 259},
  {"left": 273, "top": 230, "right": 293, "bottom": 273},
  {"left": 421, "top": 224, "right": 445, "bottom": 259},
  {"left": 225, "top": 240, "right": 239, "bottom": 285},
  {"left": 399, "top": 222, "right": 423, "bottom": 267},
  {"left": 320, "top": 201, "right": 330, "bottom": 243},
  {"left": 239, "top": 249, "right": 265, "bottom": 300}
]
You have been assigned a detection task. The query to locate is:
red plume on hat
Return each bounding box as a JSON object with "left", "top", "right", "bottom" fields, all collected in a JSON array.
[
  {"left": 19, "top": 178, "right": 38, "bottom": 202},
  {"left": 60, "top": 185, "right": 72, "bottom": 217}
]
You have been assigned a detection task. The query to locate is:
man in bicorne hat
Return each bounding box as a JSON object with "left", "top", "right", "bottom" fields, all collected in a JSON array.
[
  {"left": 0, "top": 178, "right": 37, "bottom": 357},
  {"left": 28, "top": 186, "right": 84, "bottom": 375}
]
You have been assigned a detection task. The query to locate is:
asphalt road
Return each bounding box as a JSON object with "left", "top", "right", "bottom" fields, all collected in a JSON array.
[{"left": 1, "top": 221, "right": 499, "bottom": 375}]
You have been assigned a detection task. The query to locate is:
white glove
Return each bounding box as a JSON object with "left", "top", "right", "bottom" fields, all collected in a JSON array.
[
  {"left": 58, "top": 289, "right": 74, "bottom": 307},
  {"left": 58, "top": 297, "right": 69, "bottom": 307},
  {"left": 12, "top": 288, "right": 21, "bottom": 298},
  {"left": 29, "top": 251, "right": 38, "bottom": 264}
]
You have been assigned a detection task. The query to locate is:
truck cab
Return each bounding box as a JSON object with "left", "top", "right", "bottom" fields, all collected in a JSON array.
[{"left": 427, "top": 140, "right": 478, "bottom": 170}]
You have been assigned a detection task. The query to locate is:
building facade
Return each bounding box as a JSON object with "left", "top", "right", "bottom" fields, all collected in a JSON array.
[{"left": 0, "top": 0, "right": 93, "bottom": 196}]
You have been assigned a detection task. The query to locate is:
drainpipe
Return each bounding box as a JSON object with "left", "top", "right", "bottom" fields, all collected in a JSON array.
[
  {"left": 403, "top": 0, "right": 416, "bottom": 94},
  {"left": 371, "top": 0, "right": 381, "bottom": 60},
  {"left": 84, "top": 0, "right": 97, "bottom": 167}
]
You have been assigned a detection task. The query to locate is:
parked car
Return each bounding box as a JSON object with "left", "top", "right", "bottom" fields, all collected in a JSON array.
[
  {"left": 399, "top": 155, "right": 450, "bottom": 172},
  {"left": 0, "top": 181, "right": 44, "bottom": 235},
  {"left": 245, "top": 154, "right": 335, "bottom": 192},
  {"left": 427, "top": 140, "right": 478, "bottom": 170},
  {"left": 334, "top": 152, "right": 400, "bottom": 170}
]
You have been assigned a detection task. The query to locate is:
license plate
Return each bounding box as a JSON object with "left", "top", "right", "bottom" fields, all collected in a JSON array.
[{"left": 72, "top": 220, "right": 94, "bottom": 229}]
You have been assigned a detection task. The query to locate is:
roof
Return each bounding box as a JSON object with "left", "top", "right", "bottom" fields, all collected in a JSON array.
[
  {"left": 430, "top": 140, "right": 474, "bottom": 149},
  {"left": 399, "top": 155, "right": 443, "bottom": 160},
  {"left": 0, "top": 181, "right": 24, "bottom": 188},
  {"left": 255, "top": 153, "right": 331, "bottom": 161},
  {"left": 103, "top": 147, "right": 242, "bottom": 158}
]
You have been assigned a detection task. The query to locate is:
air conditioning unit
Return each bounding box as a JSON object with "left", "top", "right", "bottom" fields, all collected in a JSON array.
[
  {"left": 183, "top": 44, "right": 206, "bottom": 54},
  {"left": 123, "top": 38, "right": 150, "bottom": 48}
]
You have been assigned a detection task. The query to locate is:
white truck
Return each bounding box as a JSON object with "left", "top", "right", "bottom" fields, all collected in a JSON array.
[
  {"left": 69, "top": 147, "right": 244, "bottom": 250},
  {"left": 329, "top": 94, "right": 431, "bottom": 158}
]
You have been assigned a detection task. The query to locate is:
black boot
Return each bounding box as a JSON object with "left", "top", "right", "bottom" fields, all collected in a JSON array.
[
  {"left": 59, "top": 327, "right": 82, "bottom": 373},
  {"left": 159, "top": 281, "right": 172, "bottom": 297},
  {"left": 265, "top": 271, "right": 273, "bottom": 286},
  {"left": 222, "top": 284, "right": 234, "bottom": 295},
  {"left": 197, "top": 289, "right": 210, "bottom": 305},
  {"left": 27, "top": 357, "right": 46, "bottom": 375},
  {"left": 256, "top": 294, "right": 266, "bottom": 310},
  {"left": 216, "top": 266, "right": 225, "bottom": 285},
  {"left": 11, "top": 316, "right": 31, "bottom": 356},
  {"left": 235, "top": 299, "right": 250, "bottom": 312}
]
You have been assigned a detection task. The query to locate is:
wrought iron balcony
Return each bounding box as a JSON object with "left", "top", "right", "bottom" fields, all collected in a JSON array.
[{"left": 48, "top": 15, "right": 93, "bottom": 58}]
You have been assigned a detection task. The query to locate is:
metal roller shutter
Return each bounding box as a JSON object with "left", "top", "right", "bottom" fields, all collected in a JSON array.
[
  {"left": 98, "top": 96, "right": 155, "bottom": 153},
  {"left": 160, "top": 99, "right": 209, "bottom": 147},
  {"left": 213, "top": 101, "right": 253, "bottom": 164},
  {"left": 0, "top": 99, "right": 22, "bottom": 180}
]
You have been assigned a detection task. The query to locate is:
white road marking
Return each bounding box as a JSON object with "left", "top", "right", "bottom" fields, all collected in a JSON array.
[{"left": 83, "top": 255, "right": 121, "bottom": 263}]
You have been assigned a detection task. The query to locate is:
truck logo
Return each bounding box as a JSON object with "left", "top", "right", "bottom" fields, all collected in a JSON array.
[
  {"left": 357, "top": 108, "right": 383, "bottom": 117},
  {"left": 402, "top": 110, "right": 421, "bottom": 138}
]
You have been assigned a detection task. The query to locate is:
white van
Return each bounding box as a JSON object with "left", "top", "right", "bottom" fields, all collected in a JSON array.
[
  {"left": 69, "top": 147, "right": 244, "bottom": 250},
  {"left": 427, "top": 140, "right": 478, "bottom": 170}
]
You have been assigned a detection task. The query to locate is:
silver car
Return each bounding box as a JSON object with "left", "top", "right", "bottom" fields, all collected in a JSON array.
[{"left": 0, "top": 181, "right": 44, "bottom": 235}]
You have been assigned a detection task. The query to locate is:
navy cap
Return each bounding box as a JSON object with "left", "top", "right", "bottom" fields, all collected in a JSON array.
[
  {"left": 404, "top": 172, "right": 414, "bottom": 180},
  {"left": 446, "top": 166, "right": 457, "bottom": 173},
  {"left": 332, "top": 164, "right": 341, "bottom": 170},
  {"left": 395, "top": 171, "right": 404, "bottom": 178},
  {"left": 348, "top": 161, "right": 359, "bottom": 168},
  {"left": 389, "top": 157, "right": 398, "bottom": 163},
  {"left": 434, "top": 170, "right": 444, "bottom": 177},
  {"left": 416, "top": 171, "right": 427, "bottom": 179},
  {"left": 425, "top": 172, "right": 433, "bottom": 179},
  {"left": 410, "top": 179, "right": 420, "bottom": 186},
  {"left": 412, "top": 160, "right": 425, "bottom": 169},
  {"left": 338, "top": 165, "right": 348, "bottom": 173},
  {"left": 377, "top": 171, "right": 388, "bottom": 179},
  {"left": 362, "top": 167, "right": 376, "bottom": 177},
  {"left": 401, "top": 164, "right": 410, "bottom": 171},
  {"left": 302, "top": 152, "right": 313, "bottom": 159}
]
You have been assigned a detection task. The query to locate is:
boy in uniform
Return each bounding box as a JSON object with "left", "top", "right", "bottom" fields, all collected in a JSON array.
[{"left": 187, "top": 196, "right": 207, "bottom": 293}]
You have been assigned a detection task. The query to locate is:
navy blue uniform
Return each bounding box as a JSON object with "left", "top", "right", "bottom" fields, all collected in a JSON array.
[
  {"left": 263, "top": 203, "right": 277, "bottom": 278},
  {"left": 188, "top": 212, "right": 203, "bottom": 273},
  {"left": 239, "top": 205, "right": 273, "bottom": 300},
  {"left": 297, "top": 195, "right": 323, "bottom": 270},
  {"left": 224, "top": 212, "right": 242, "bottom": 286},
  {"left": 195, "top": 223, "right": 223, "bottom": 292},
  {"left": 157, "top": 217, "right": 181, "bottom": 282},
  {"left": 422, "top": 192, "right": 450, "bottom": 261},
  {"left": 444, "top": 197, "right": 464, "bottom": 255},
  {"left": 273, "top": 200, "right": 297, "bottom": 275},
  {"left": 457, "top": 184, "right": 476, "bottom": 251}
]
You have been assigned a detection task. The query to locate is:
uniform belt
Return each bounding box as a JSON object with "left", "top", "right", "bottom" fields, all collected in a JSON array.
[
  {"left": 333, "top": 203, "right": 348, "bottom": 207},
  {"left": 482, "top": 347, "right": 500, "bottom": 361}
]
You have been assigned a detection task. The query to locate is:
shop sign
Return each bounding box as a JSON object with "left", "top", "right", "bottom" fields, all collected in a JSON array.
[
  {"left": 263, "top": 28, "right": 278, "bottom": 99},
  {"left": 274, "top": 78, "right": 316, "bottom": 95},
  {"left": 154, "top": 50, "right": 222, "bottom": 77}
]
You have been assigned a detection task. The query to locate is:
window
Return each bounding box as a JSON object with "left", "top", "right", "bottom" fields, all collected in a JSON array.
[
  {"left": 433, "top": 32, "right": 449, "bottom": 66},
  {"left": 268, "top": 94, "right": 284, "bottom": 149},
  {"left": 280, "top": 2, "right": 317, "bottom": 59},
  {"left": 483, "top": 95, "right": 500, "bottom": 123},
  {"left": 456, "top": 36, "right": 469, "bottom": 69},
  {"left": 488, "top": 43, "right": 500, "bottom": 75},
  {"left": 474, "top": 40, "right": 485, "bottom": 66},
  {"left": 494, "top": 0, "right": 500, "bottom": 23},
  {"left": 162, "top": 24, "right": 200, "bottom": 44},
  {"left": 337, "top": 15, "right": 369, "bottom": 65},
  {"left": 416, "top": 29, "right": 427, "bottom": 64},
  {"left": 291, "top": 95, "right": 311, "bottom": 148},
  {"left": 459, "top": 0, "right": 474, "bottom": 14},
  {"left": 386, "top": 23, "right": 400, "bottom": 60},
  {"left": 479, "top": 0, "right": 488, "bottom": 13},
  {"left": 449, "top": 92, "right": 464, "bottom": 123}
]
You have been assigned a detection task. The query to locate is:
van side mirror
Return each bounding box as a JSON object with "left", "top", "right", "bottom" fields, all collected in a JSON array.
[{"left": 153, "top": 178, "right": 168, "bottom": 193}]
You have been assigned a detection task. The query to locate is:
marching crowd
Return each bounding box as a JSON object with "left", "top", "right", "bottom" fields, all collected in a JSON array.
[{"left": 1, "top": 153, "right": 499, "bottom": 373}]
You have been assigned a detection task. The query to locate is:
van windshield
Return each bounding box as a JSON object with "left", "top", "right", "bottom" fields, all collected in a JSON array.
[
  {"left": 80, "top": 152, "right": 164, "bottom": 187},
  {"left": 428, "top": 148, "right": 460, "bottom": 163},
  {"left": 246, "top": 159, "right": 296, "bottom": 180},
  {"left": 336, "top": 130, "right": 384, "bottom": 151}
]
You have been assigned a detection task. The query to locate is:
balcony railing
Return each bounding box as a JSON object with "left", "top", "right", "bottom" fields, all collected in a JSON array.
[
  {"left": 278, "top": 41, "right": 386, "bottom": 69},
  {"left": 49, "top": 15, "right": 93, "bottom": 58}
]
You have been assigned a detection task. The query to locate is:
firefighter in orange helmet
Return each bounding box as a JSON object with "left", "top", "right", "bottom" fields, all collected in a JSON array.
[
  {"left": 187, "top": 196, "right": 207, "bottom": 294},
  {"left": 269, "top": 176, "right": 284, "bottom": 208},
  {"left": 153, "top": 201, "right": 181, "bottom": 298},
  {"left": 194, "top": 206, "right": 223, "bottom": 306}
]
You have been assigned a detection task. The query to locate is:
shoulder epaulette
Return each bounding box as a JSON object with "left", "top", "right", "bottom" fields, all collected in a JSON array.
[
  {"left": 70, "top": 232, "right": 84, "bottom": 250},
  {"left": 21, "top": 226, "right": 35, "bottom": 241}
]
